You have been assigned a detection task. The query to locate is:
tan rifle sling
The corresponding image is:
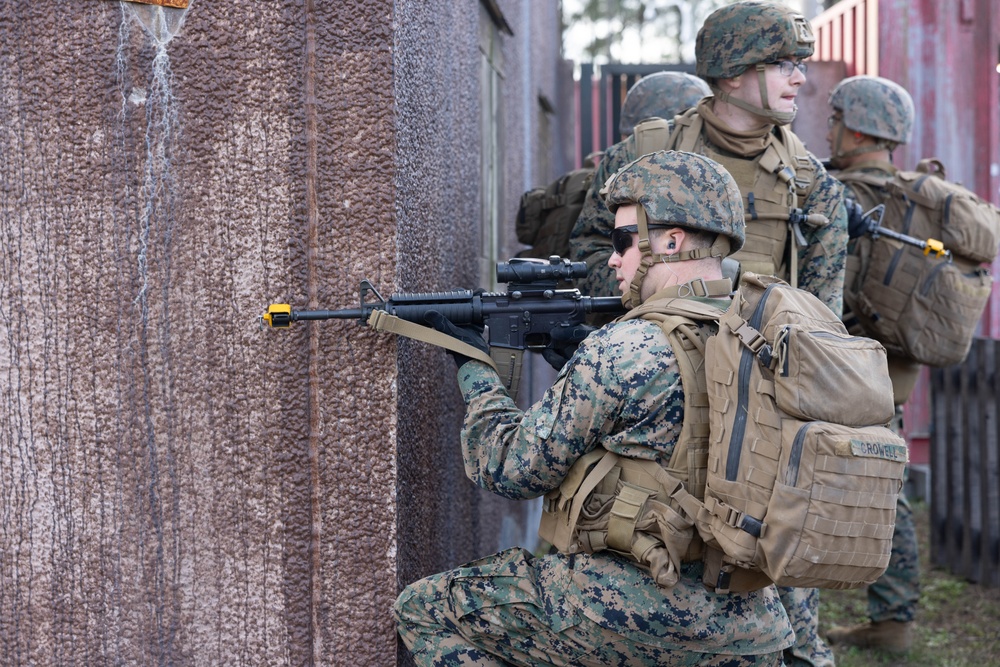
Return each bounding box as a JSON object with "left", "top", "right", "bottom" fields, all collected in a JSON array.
[{"left": 366, "top": 311, "right": 522, "bottom": 395}]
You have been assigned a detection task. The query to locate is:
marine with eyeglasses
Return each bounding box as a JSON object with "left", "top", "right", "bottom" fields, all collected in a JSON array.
[{"left": 569, "top": 3, "right": 849, "bottom": 666}]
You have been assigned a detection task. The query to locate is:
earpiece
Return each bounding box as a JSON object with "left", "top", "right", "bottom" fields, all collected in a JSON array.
[{"left": 668, "top": 242, "right": 676, "bottom": 249}]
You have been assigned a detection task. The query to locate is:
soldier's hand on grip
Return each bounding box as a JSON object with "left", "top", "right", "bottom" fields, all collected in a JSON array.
[
  {"left": 424, "top": 311, "right": 488, "bottom": 368},
  {"left": 541, "top": 324, "right": 595, "bottom": 371}
]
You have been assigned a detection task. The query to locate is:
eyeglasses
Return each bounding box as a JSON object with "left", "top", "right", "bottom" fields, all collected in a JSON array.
[
  {"left": 771, "top": 59, "right": 808, "bottom": 76},
  {"left": 611, "top": 224, "right": 673, "bottom": 255}
]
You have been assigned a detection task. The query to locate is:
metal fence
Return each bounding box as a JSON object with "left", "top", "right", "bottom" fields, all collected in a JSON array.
[
  {"left": 930, "top": 337, "right": 1000, "bottom": 587},
  {"left": 577, "top": 62, "right": 696, "bottom": 162}
]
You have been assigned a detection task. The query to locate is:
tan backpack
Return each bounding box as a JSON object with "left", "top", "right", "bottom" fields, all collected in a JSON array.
[
  {"left": 539, "top": 274, "right": 906, "bottom": 591},
  {"left": 696, "top": 273, "right": 905, "bottom": 591},
  {"left": 841, "top": 158, "right": 1000, "bottom": 366}
]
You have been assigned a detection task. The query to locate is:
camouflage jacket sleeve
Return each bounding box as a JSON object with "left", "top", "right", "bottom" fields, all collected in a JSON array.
[
  {"left": 568, "top": 137, "right": 639, "bottom": 297},
  {"left": 455, "top": 320, "right": 683, "bottom": 500},
  {"left": 796, "top": 155, "right": 849, "bottom": 317}
]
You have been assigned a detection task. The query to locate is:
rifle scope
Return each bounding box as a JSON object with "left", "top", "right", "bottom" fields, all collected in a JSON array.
[{"left": 495, "top": 256, "right": 588, "bottom": 286}]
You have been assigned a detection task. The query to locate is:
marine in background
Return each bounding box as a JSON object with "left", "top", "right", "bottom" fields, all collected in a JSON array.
[
  {"left": 823, "top": 74, "right": 921, "bottom": 655},
  {"left": 514, "top": 71, "right": 711, "bottom": 264}
]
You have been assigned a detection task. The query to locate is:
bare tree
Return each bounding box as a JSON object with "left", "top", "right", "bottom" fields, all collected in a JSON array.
[{"left": 563, "top": 0, "right": 733, "bottom": 64}]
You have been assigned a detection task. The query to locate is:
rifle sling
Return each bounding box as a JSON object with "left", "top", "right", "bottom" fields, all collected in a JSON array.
[{"left": 366, "top": 309, "right": 502, "bottom": 374}]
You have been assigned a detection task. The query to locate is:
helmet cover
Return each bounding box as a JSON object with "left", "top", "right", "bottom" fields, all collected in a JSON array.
[
  {"left": 603, "top": 150, "right": 745, "bottom": 255},
  {"left": 696, "top": 1, "right": 815, "bottom": 80},
  {"left": 830, "top": 75, "right": 914, "bottom": 145},
  {"left": 619, "top": 72, "right": 712, "bottom": 136}
]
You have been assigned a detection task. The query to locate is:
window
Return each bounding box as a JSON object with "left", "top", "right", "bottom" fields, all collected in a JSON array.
[{"left": 479, "top": 4, "right": 506, "bottom": 287}]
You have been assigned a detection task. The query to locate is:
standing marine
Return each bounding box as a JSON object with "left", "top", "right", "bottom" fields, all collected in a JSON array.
[{"left": 823, "top": 74, "right": 921, "bottom": 654}]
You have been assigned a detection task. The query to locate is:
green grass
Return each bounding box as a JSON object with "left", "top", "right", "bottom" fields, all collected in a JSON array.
[{"left": 819, "top": 502, "right": 1000, "bottom": 667}]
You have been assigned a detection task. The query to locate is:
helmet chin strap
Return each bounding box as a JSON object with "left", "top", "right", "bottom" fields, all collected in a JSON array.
[
  {"left": 829, "top": 123, "right": 893, "bottom": 166},
  {"left": 712, "top": 64, "right": 796, "bottom": 126},
  {"left": 623, "top": 206, "right": 732, "bottom": 309}
]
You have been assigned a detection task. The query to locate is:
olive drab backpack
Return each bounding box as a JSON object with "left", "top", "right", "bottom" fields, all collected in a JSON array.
[
  {"left": 515, "top": 163, "right": 597, "bottom": 261},
  {"left": 538, "top": 273, "right": 907, "bottom": 592},
  {"left": 841, "top": 158, "right": 1000, "bottom": 367},
  {"left": 514, "top": 118, "right": 679, "bottom": 261}
]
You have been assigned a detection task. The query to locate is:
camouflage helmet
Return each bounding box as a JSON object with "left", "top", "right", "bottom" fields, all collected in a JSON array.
[
  {"left": 696, "top": 1, "right": 815, "bottom": 80},
  {"left": 603, "top": 150, "right": 745, "bottom": 255},
  {"left": 830, "top": 75, "right": 914, "bottom": 145},
  {"left": 618, "top": 72, "right": 712, "bottom": 136}
]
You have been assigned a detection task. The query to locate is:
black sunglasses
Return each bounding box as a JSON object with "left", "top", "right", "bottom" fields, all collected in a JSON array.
[{"left": 611, "top": 224, "right": 673, "bottom": 255}]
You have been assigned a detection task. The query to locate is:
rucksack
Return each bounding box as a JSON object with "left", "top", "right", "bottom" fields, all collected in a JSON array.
[
  {"left": 539, "top": 273, "right": 906, "bottom": 592},
  {"left": 841, "top": 158, "right": 1000, "bottom": 367},
  {"left": 515, "top": 165, "right": 596, "bottom": 260},
  {"left": 513, "top": 118, "right": 678, "bottom": 262}
]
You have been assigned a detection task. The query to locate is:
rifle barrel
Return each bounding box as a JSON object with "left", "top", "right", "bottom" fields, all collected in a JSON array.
[{"left": 292, "top": 309, "right": 365, "bottom": 321}]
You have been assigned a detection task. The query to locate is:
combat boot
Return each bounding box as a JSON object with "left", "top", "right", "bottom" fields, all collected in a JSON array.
[{"left": 826, "top": 619, "right": 913, "bottom": 653}]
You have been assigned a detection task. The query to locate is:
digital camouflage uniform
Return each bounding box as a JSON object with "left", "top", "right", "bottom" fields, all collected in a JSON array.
[
  {"left": 394, "top": 317, "right": 794, "bottom": 666},
  {"left": 395, "top": 151, "right": 794, "bottom": 666},
  {"left": 567, "top": 72, "right": 848, "bottom": 667},
  {"left": 570, "top": 6, "right": 847, "bottom": 666}
]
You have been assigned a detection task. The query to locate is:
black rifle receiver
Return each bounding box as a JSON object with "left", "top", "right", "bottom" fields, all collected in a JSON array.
[{"left": 261, "top": 256, "right": 624, "bottom": 352}]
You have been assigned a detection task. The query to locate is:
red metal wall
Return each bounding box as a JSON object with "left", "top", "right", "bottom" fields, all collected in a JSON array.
[{"left": 812, "top": 0, "right": 1000, "bottom": 465}]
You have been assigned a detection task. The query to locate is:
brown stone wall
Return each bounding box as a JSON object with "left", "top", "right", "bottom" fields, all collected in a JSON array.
[{"left": 0, "top": 1, "right": 564, "bottom": 665}]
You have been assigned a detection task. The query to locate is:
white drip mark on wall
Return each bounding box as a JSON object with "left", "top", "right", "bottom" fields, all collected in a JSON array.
[{"left": 114, "top": 2, "right": 191, "bottom": 313}]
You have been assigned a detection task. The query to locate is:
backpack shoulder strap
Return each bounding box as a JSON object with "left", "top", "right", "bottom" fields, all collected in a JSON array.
[
  {"left": 633, "top": 117, "right": 672, "bottom": 159},
  {"left": 666, "top": 107, "right": 703, "bottom": 153},
  {"left": 621, "top": 296, "right": 725, "bottom": 499}
]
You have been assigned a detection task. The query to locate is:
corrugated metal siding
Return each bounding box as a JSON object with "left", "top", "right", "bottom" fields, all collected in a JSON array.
[{"left": 811, "top": 0, "right": 878, "bottom": 76}]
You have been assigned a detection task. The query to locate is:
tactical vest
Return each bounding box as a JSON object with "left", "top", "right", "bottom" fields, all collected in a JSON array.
[
  {"left": 538, "top": 283, "right": 763, "bottom": 590},
  {"left": 663, "top": 109, "right": 824, "bottom": 285}
]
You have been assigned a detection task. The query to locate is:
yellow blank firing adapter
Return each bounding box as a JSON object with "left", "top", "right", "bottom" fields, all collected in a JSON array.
[
  {"left": 262, "top": 304, "right": 292, "bottom": 328},
  {"left": 924, "top": 238, "right": 946, "bottom": 257}
]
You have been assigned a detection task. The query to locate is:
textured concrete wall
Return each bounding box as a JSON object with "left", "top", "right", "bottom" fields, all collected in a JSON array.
[
  {"left": 0, "top": 0, "right": 564, "bottom": 665},
  {"left": 391, "top": 2, "right": 566, "bottom": 656}
]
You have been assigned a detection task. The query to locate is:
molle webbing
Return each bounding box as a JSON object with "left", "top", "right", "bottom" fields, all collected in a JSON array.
[
  {"left": 837, "top": 159, "right": 1000, "bottom": 367},
  {"left": 537, "top": 296, "right": 725, "bottom": 586}
]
